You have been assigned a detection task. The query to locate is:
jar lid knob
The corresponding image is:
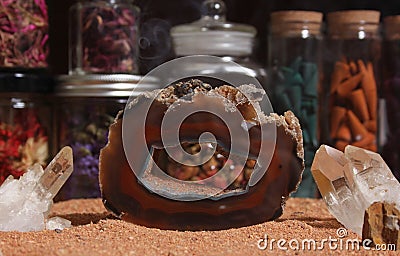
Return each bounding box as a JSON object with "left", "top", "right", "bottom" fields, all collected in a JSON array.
[{"left": 201, "top": 0, "right": 226, "bottom": 22}]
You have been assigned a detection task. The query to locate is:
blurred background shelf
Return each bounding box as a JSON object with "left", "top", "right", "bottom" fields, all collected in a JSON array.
[{"left": 48, "top": 0, "right": 400, "bottom": 75}]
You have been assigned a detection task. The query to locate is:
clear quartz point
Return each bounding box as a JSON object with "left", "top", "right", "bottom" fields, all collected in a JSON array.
[
  {"left": 311, "top": 145, "right": 400, "bottom": 235},
  {"left": 0, "top": 147, "right": 73, "bottom": 232},
  {"left": 37, "top": 146, "right": 74, "bottom": 200}
]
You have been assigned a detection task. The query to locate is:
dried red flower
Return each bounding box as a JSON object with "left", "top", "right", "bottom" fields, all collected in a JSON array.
[{"left": 0, "top": 109, "right": 48, "bottom": 185}]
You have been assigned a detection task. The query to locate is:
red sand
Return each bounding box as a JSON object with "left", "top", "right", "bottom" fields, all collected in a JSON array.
[{"left": 0, "top": 198, "right": 397, "bottom": 255}]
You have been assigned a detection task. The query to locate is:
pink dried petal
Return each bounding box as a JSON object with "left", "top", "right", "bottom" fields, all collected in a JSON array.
[
  {"left": 34, "top": 0, "right": 48, "bottom": 19},
  {"left": 40, "top": 34, "right": 48, "bottom": 47},
  {"left": 21, "top": 24, "right": 36, "bottom": 33}
]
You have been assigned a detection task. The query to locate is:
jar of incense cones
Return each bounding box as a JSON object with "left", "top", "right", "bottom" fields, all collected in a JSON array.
[
  {"left": 266, "top": 10, "right": 323, "bottom": 197},
  {"left": 321, "top": 10, "right": 381, "bottom": 153},
  {"left": 68, "top": 0, "right": 140, "bottom": 75},
  {"left": 381, "top": 15, "right": 400, "bottom": 180}
]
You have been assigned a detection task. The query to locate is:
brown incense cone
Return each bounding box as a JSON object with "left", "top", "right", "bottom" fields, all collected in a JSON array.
[
  {"left": 330, "top": 61, "right": 351, "bottom": 93},
  {"left": 358, "top": 60, "right": 377, "bottom": 120},
  {"left": 330, "top": 106, "right": 347, "bottom": 138},
  {"left": 336, "top": 72, "right": 363, "bottom": 99},
  {"left": 335, "top": 122, "right": 352, "bottom": 142},
  {"left": 347, "top": 110, "right": 369, "bottom": 141},
  {"left": 350, "top": 89, "right": 370, "bottom": 122},
  {"left": 364, "top": 84, "right": 377, "bottom": 120},
  {"left": 367, "top": 61, "right": 377, "bottom": 120},
  {"left": 357, "top": 59, "right": 367, "bottom": 74},
  {"left": 352, "top": 132, "right": 375, "bottom": 148},
  {"left": 367, "top": 61, "right": 374, "bottom": 74},
  {"left": 349, "top": 61, "right": 358, "bottom": 74},
  {"left": 364, "top": 120, "right": 377, "bottom": 133}
]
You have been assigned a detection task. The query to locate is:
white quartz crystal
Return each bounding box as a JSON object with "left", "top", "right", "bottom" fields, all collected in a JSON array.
[
  {"left": 312, "top": 145, "right": 400, "bottom": 235},
  {"left": 0, "top": 147, "right": 73, "bottom": 232},
  {"left": 46, "top": 216, "right": 72, "bottom": 231}
]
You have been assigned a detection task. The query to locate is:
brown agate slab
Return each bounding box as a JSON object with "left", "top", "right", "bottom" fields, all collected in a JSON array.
[{"left": 99, "top": 79, "right": 304, "bottom": 230}]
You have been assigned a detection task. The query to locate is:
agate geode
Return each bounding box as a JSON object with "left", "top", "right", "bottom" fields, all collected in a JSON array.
[{"left": 99, "top": 79, "right": 304, "bottom": 230}]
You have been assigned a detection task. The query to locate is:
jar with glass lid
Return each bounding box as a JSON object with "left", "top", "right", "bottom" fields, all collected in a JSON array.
[
  {"left": 321, "top": 10, "right": 381, "bottom": 153},
  {"left": 68, "top": 0, "right": 140, "bottom": 75},
  {"left": 170, "top": 0, "right": 266, "bottom": 86},
  {"left": 266, "top": 10, "right": 323, "bottom": 198},
  {"left": 55, "top": 74, "right": 160, "bottom": 200}
]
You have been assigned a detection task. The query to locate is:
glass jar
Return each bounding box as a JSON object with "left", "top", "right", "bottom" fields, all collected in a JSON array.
[
  {"left": 321, "top": 10, "right": 381, "bottom": 153},
  {"left": 266, "top": 10, "right": 323, "bottom": 198},
  {"left": 55, "top": 74, "right": 160, "bottom": 200},
  {"left": 0, "top": 0, "right": 49, "bottom": 70},
  {"left": 381, "top": 16, "right": 400, "bottom": 180},
  {"left": 0, "top": 74, "right": 54, "bottom": 185},
  {"left": 170, "top": 0, "right": 266, "bottom": 86},
  {"left": 68, "top": 0, "right": 140, "bottom": 75}
]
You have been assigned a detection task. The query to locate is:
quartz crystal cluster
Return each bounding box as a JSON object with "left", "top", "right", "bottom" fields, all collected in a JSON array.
[
  {"left": 0, "top": 147, "right": 73, "bottom": 232},
  {"left": 311, "top": 144, "right": 400, "bottom": 235}
]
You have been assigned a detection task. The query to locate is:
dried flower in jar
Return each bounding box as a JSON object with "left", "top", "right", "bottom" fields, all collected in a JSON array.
[
  {"left": 58, "top": 109, "right": 114, "bottom": 199},
  {"left": 77, "top": 1, "right": 138, "bottom": 73},
  {"left": 0, "top": 109, "right": 48, "bottom": 185},
  {"left": 0, "top": 0, "right": 49, "bottom": 68}
]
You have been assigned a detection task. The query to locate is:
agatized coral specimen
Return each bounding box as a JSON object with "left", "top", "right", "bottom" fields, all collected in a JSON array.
[{"left": 99, "top": 79, "right": 304, "bottom": 230}]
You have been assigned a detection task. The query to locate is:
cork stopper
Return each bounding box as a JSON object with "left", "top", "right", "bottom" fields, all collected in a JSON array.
[
  {"left": 271, "top": 11, "right": 323, "bottom": 23},
  {"left": 327, "top": 10, "right": 380, "bottom": 38},
  {"left": 327, "top": 10, "right": 380, "bottom": 24},
  {"left": 270, "top": 10, "right": 323, "bottom": 37},
  {"left": 384, "top": 15, "right": 400, "bottom": 40}
]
